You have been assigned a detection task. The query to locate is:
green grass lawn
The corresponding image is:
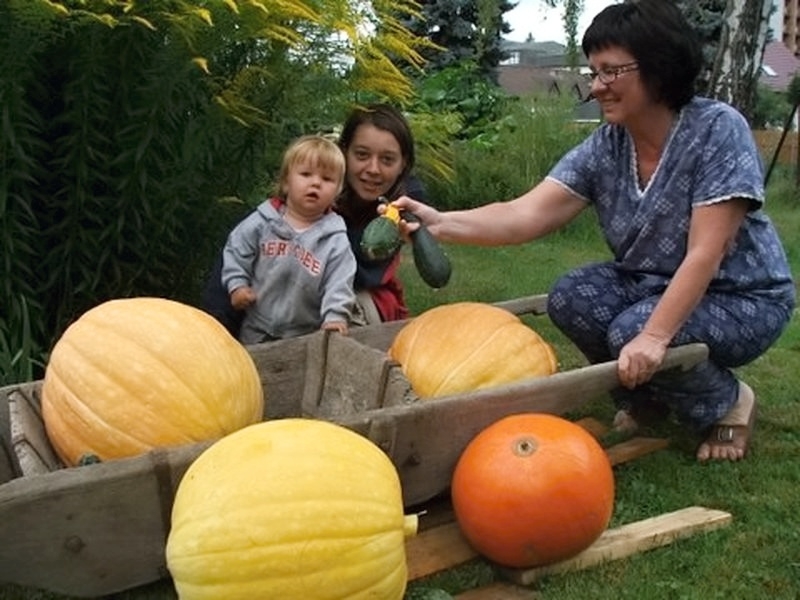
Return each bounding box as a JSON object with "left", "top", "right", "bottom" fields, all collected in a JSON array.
[
  {"left": 3, "top": 176, "right": 800, "bottom": 599},
  {"left": 401, "top": 179, "right": 800, "bottom": 599}
]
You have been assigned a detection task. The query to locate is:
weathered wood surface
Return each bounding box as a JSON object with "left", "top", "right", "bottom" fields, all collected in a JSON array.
[
  {"left": 503, "top": 507, "right": 733, "bottom": 586},
  {"left": 605, "top": 437, "right": 671, "bottom": 465},
  {"left": 406, "top": 522, "right": 476, "bottom": 582},
  {"left": 338, "top": 342, "right": 706, "bottom": 506},
  {"left": 0, "top": 387, "right": 13, "bottom": 484},
  {"left": 455, "top": 583, "right": 539, "bottom": 599},
  {"left": 0, "top": 441, "right": 211, "bottom": 597},
  {"left": 432, "top": 507, "right": 732, "bottom": 598},
  {"left": 7, "top": 386, "right": 59, "bottom": 481},
  {"left": 0, "top": 293, "right": 709, "bottom": 598},
  {"left": 406, "top": 507, "right": 732, "bottom": 591}
]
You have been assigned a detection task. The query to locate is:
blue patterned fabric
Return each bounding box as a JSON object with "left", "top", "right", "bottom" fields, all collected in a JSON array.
[{"left": 545, "top": 97, "right": 795, "bottom": 430}]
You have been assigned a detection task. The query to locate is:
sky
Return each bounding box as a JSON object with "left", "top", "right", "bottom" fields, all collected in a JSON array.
[{"left": 504, "top": 0, "right": 618, "bottom": 45}]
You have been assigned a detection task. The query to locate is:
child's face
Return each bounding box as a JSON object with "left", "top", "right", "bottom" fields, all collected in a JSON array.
[
  {"left": 282, "top": 160, "right": 342, "bottom": 218},
  {"left": 344, "top": 124, "right": 406, "bottom": 203}
]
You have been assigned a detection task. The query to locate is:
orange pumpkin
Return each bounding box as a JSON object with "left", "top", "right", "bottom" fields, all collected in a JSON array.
[
  {"left": 451, "top": 413, "right": 614, "bottom": 568},
  {"left": 388, "top": 303, "right": 557, "bottom": 398},
  {"left": 41, "top": 297, "right": 264, "bottom": 466}
]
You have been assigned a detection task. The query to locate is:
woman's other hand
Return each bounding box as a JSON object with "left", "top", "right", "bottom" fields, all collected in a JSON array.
[{"left": 616, "top": 331, "right": 669, "bottom": 389}]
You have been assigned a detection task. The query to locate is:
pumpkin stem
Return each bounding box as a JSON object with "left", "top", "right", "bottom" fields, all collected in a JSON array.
[
  {"left": 513, "top": 437, "right": 538, "bottom": 457},
  {"left": 403, "top": 514, "right": 419, "bottom": 538}
]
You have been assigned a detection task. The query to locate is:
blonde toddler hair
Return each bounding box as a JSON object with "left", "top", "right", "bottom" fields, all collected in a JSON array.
[{"left": 274, "top": 135, "right": 346, "bottom": 197}]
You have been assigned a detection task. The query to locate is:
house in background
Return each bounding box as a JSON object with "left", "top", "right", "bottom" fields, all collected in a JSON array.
[
  {"left": 760, "top": 39, "right": 800, "bottom": 92},
  {"left": 497, "top": 39, "right": 601, "bottom": 121},
  {"left": 496, "top": 2, "right": 800, "bottom": 122},
  {"left": 779, "top": 0, "right": 800, "bottom": 55}
]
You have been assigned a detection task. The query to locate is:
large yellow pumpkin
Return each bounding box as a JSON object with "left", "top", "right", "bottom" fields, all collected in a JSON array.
[
  {"left": 166, "top": 418, "right": 418, "bottom": 600},
  {"left": 41, "top": 297, "right": 264, "bottom": 466},
  {"left": 388, "top": 302, "right": 558, "bottom": 397}
]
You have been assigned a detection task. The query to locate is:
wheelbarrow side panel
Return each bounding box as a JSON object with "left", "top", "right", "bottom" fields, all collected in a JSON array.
[
  {"left": 0, "top": 442, "right": 209, "bottom": 598},
  {"left": 340, "top": 343, "right": 709, "bottom": 507}
]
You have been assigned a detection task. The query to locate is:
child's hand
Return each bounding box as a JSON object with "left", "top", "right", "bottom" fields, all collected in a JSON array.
[
  {"left": 230, "top": 286, "right": 256, "bottom": 310},
  {"left": 321, "top": 321, "right": 349, "bottom": 335}
]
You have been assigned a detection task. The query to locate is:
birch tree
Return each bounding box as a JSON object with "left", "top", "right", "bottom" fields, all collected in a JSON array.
[{"left": 703, "top": 0, "right": 772, "bottom": 120}]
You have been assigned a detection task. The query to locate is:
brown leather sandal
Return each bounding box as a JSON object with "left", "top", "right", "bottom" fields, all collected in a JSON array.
[{"left": 696, "top": 381, "right": 757, "bottom": 463}]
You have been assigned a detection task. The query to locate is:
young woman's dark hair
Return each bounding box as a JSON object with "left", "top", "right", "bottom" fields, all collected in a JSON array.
[
  {"left": 582, "top": 0, "right": 703, "bottom": 111},
  {"left": 337, "top": 103, "right": 416, "bottom": 201}
]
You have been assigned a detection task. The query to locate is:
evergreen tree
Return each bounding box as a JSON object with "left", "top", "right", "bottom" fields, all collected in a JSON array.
[{"left": 403, "top": 0, "right": 515, "bottom": 75}]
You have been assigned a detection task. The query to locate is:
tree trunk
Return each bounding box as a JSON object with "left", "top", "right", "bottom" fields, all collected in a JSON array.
[{"left": 705, "top": 0, "right": 771, "bottom": 121}]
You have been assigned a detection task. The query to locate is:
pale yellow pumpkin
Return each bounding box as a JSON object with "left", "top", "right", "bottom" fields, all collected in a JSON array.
[
  {"left": 389, "top": 302, "right": 558, "bottom": 397},
  {"left": 41, "top": 297, "right": 264, "bottom": 466},
  {"left": 166, "top": 418, "right": 417, "bottom": 600}
]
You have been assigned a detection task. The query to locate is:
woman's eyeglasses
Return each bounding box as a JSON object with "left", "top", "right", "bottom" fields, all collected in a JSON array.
[{"left": 588, "top": 62, "right": 639, "bottom": 85}]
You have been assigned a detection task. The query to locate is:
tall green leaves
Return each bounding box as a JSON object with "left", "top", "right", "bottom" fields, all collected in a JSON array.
[
  {"left": 1, "top": 2, "right": 57, "bottom": 382},
  {"left": 0, "top": 0, "right": 428, "bottom": 385}
]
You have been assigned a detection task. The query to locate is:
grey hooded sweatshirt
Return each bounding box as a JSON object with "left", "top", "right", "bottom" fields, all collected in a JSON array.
[{"left": 222, "top": 198, "right": 357, "bottom": 344}]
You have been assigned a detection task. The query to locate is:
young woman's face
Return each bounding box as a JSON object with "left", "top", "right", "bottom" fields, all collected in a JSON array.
[
  {"left": 344, "top": 123, "right": 406, "bottom": 203},
  {"left": 588, "top": 46, "right": 651, "bottom": 125}
]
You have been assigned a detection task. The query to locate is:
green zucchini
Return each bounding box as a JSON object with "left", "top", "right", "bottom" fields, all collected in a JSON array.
[
  {"left": 360, "top": 201, "right": 452, "bottom": 289},
  {"left": 405, "top": 212, "right": 452, "bottom": 289}
]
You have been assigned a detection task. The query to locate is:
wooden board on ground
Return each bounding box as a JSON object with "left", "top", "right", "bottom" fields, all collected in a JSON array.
[
  {"left": 454, "top": 582, "right": 539, "bottom": 599},
  {"left": 503, "top": 506, "right": 733, "bottom": 586},
  {"left": 605, "top": 437, "right": 670, "bottom": 464},
  {"left": 405, "top": 427, "right": 671, "bottom": 582},
  {"left": 407, "top": 506, "right": 732, "bottom": 591},
  {"left": 406, "top": 522, "right": 474, "bottom": 582}
]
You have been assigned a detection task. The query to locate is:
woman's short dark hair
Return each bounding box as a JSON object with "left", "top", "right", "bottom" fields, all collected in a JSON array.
[
  {"left": 338, "top": 103, "right": 416, "bottom": 182},
  {"left": 582, "top": 0, "right": 703, "bottom": 110}
]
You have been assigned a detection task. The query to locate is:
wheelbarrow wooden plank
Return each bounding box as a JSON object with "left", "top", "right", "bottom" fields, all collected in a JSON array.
[
  {"left": 344, "top": 343, "right": 707, "bottom": 506},
  {"left": 8, "top": 386, "right": 61, "bottom": 476},
  {"left": 246, "top": 335, "right": 309, "bottom": 419},
  {"left": 491, "top": 294, "right": 549, "bottom": 317},
  {"left": 0, "top": 386, "right": 14, "bottom": 484},
  {"left": 0, "top": 442, "right": 210, "bottom": 598},
  {"left": 503, "top": 506, "right": 733, "bottom": 586},
  {"left": 305, "top": 333, "right": 407, "bottom": 418}
]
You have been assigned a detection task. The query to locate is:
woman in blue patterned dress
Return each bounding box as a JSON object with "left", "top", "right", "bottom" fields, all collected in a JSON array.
[{"left": 393, "top": 0, "right": 795, "bottom": 462}]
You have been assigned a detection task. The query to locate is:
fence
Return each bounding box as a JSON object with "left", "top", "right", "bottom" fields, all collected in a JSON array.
[{"left": 753, "top": 128, "right": 798, "bottom": 167}]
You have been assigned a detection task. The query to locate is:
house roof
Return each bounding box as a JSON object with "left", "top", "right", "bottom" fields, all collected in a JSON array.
[
  {"left": 760, "top": 40, "right": 800, "bottom": 92},
  {"left": 496, "top": 64, "right": 601, "bottom": 120},
  {"left": 496, "top": 65, "right": 589, "bottom": 99},
  {"left": 502, "top": 40, "right": 567, "bottom": 56}
]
